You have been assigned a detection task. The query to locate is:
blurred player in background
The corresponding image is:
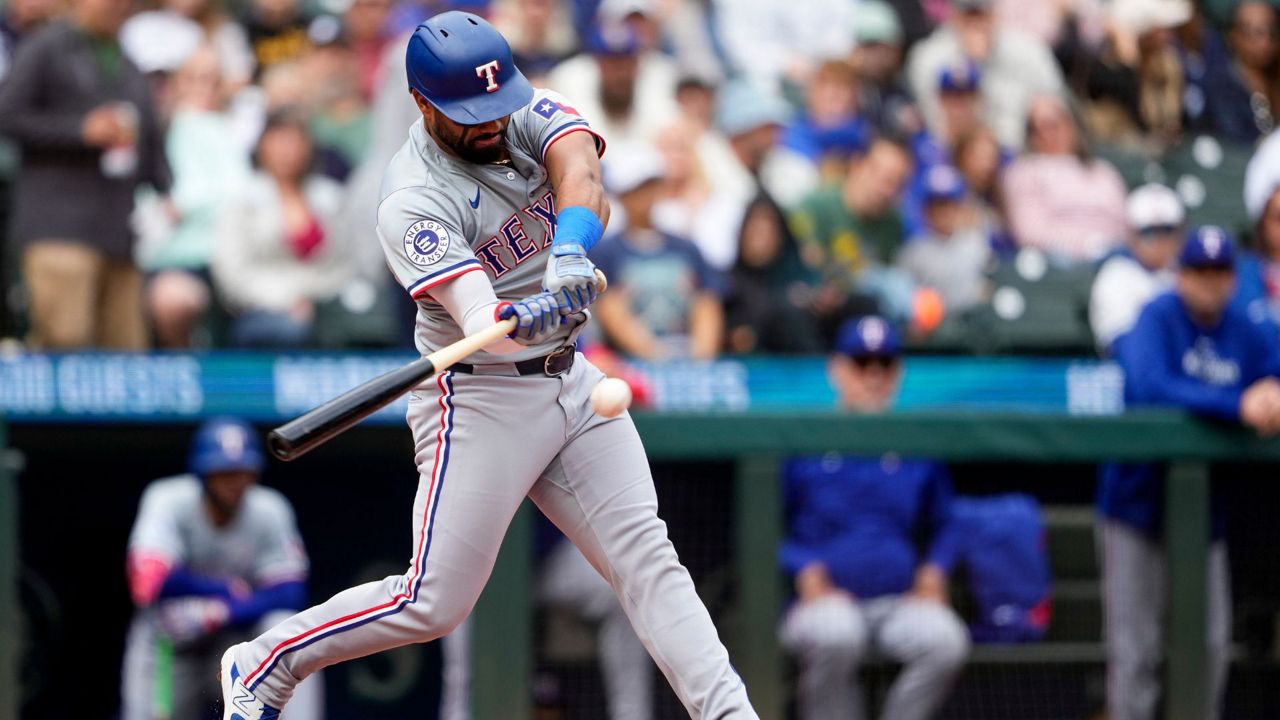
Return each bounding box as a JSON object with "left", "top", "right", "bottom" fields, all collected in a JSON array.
[
  {"left": 121, "top": 417, "right": 322, "bottom": 720},
  {"left": 780, "top": 316, "right": 969, "bottom": 720},
  {"left": 1098, "top": 226, "right": 1280, "bottom": 720}
]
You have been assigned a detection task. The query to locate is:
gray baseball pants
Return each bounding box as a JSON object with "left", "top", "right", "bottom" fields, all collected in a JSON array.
[
  {"left": 1100, "top": 519, "right": 1230, "bottom": 720},
  {"left": 228, "top": 355, "right": 755, "bottom": 718},
  {"left": 780, "top": 593, "right": 969, "bottom": 720}
]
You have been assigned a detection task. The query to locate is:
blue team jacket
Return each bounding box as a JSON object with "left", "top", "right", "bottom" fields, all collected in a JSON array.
[
  {"left": 1097, "top": 291, "right": 1280, "bottom": 538},
  {"left": 780, "top": 453, "right": 961, "bottom": 600}
]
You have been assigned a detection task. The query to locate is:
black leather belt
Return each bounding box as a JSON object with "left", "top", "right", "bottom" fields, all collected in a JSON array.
[{"left": 451, "top": 345, "right": 575, "bottom": 377}]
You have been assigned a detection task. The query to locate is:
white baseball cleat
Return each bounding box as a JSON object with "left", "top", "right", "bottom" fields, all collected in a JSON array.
[{"left": 220, "top": 644, "right": 282, "bottom": 720}]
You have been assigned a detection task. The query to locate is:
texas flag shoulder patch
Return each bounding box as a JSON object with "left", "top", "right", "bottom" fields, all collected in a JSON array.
[{"left": 533, "top": 98, "right": 580, "bottom": 120}]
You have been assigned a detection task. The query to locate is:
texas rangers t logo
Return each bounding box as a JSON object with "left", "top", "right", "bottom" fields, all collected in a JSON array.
[{"left": 476, "top": 60, "right": 501, "bottom": 93}]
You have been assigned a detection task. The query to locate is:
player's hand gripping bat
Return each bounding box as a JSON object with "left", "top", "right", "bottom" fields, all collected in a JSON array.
[{"left": 267, "top": 269, "right": 607, "bottom": 461}]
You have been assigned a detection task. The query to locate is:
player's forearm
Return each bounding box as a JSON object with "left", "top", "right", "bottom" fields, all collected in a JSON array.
[
  {"left": 553, "top": 165, "right": 610, "bottom": 230},
  {"left": 159, "top": 567, "right": 239, "bottom": 601},
  {"left": 924, "top": 530, "right": 962, "bottom": 574},
  {"left": 226, "top": 580, "right": 307, "bottom": 626},
  {"left": 430, "top": 268, "right": 523, "bottom": 354},
  {"left": 545, "top": 131, "right": 610, "bottom": 245}
]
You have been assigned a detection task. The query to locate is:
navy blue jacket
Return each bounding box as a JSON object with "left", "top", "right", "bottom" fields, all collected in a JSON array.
[
  {"left": 1205, "top": 62, "right": 1271, "bottom": 146},
  {"left": 1098, "top": 291, "right": 1280, "bottom": 538},
  {"left": 781, "top": 453, "right": 961, "bottom": 600}
]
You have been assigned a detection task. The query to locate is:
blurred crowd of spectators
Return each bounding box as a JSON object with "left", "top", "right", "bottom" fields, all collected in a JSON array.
[{"left": 1, "top": 0, "right": 1280, "bottom": 356}]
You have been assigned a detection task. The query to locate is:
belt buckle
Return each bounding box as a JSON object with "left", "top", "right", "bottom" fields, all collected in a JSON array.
[{"left": 544, "top": 346, "right": 573, "bottom": 377}]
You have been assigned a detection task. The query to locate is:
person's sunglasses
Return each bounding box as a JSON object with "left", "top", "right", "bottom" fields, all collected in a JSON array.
[
  {"left": 852, "top": 355, "right": 899, "bottom": 369},
  {"left": 1138, "top": 224, "right": 1180, "bottom": 238}
]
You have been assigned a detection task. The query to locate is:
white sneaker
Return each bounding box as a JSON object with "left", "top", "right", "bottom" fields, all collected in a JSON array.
[{"left": 220, "top": 645, "right": 282, "bottom": 720}]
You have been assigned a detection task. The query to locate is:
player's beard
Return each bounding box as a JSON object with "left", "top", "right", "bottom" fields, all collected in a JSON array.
[{"left": 437, "top": 120, "right": 509, "bottom": 164}]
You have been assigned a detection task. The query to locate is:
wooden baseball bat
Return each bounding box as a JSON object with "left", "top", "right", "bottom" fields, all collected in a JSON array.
[{"left": 267, "top": 270, "right": 606, "bottom": 461}]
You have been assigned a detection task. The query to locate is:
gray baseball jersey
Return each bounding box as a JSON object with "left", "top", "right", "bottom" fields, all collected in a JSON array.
[
  {"left": 128, "top": 475, "right": 308, "bottom": 587},
  {"left": 225, "top": 88, "right": 758, "bottom": 720},
  {"left": 377, "top": 88, "right": 602, "bottom": 363}
]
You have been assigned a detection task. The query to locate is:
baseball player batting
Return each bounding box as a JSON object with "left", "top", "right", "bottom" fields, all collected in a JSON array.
[{"left": 220, "top": 11, "right": 757, "bottom": 719}]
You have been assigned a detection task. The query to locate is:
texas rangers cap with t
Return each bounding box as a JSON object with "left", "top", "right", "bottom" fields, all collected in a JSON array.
[
  {"left": 1179, "top": 225, "right": 1236, "bottom": 269},
  {"left": 406, "top": 11, "right": 534, "bottom": 125},
  {"left": 835, "top": 316, "right": 902, "bottom": 358},
  {"left": 189, "top": 416, "right": 265, "bottom": 477}
]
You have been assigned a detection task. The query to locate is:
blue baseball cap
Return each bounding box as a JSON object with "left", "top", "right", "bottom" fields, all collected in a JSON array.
[
  {"left": 939, "top": 61, "right": 980, "bottom": 94},
  {"left": 189, "top": 417, "right": 264, "bottom": 478},
  {"left": 1179, "top": 225, "right": 1236, "bottom": 269},
  {"left": 586, "top": 22, "right": 642, "bottom": 56},
  {"left": 406, "top": 11, "right": 534, "bottom": 125},
  {"left": 835, "top": 316, "right": 902, "bottom": 358},
  {"left": 923, "top": 164, "right": 967, "bottom": 202}
]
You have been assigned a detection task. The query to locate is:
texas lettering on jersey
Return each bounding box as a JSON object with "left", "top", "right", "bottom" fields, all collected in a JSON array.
[{"left": 472, "top": 191, "right": 557, "bottom": 278}]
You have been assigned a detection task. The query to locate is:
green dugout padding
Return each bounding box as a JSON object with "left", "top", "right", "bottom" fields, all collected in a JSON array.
[{"left": 468, "top": 409, "right": 1280, "bottom": 720}]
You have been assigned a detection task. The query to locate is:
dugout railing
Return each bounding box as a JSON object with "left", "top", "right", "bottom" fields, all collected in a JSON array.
[{"left": 469, "top": 410, "right": 1280, "bottom": 720}]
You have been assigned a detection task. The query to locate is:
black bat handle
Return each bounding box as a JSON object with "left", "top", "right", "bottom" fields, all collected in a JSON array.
[{"left": 267, "top": 356, "right": 437, "bottom": 461}]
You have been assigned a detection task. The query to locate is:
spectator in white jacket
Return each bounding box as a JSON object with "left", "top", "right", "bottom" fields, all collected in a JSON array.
[
  {"left": 906, "top": 0, "right": 1065, "bottom": 149},
  {"left": 213, "top": 108, "right": 351, "bottom": 347},
  {"left": 1089, "top": 183, "right": 1186, "bottom": 353}
]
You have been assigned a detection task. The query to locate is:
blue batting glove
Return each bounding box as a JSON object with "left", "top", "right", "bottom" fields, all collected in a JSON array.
[
  {"left": 542, "top": 243, "right": 598, "bottom": 315},
  {"left": 497, "top": 292, "right": 563, "bottom": 345}
]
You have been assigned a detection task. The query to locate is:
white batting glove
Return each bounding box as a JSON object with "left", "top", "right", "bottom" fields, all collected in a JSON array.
[
  {"left": 497, "top": 292, "right": 563, "bottom": 345},
  {"left": 542, "top": 243, "right": 598, "bottom": 315},
  {"left": 156, "top": 596, "right": 230, "bottom": 643}
]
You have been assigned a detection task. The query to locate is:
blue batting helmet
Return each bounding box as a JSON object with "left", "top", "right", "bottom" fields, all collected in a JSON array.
[
  {"left": 406, "top": 11, "right": 534, "bottom": 125},
  {"left": 189, "top": 417, "right": 265, "bottom": 478}
]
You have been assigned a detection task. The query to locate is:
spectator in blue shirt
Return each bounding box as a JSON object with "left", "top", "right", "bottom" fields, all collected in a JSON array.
[
  {"left": 780, "top": 59, "right": 870, "bottom": 182},
  {"left": 780, "top": 316, "right": 969, "bottom": 720},
  {"left": 1098, "top": 226, "right": 1280, "bottom": 720}
]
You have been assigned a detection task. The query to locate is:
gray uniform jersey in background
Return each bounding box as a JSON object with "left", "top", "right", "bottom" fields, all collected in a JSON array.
[
  {"left": 376, "top": 88, "right": 602, "bottom": 363},
  {"left": 128, "top": 475, "right": 308, "bottom": 586}
]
